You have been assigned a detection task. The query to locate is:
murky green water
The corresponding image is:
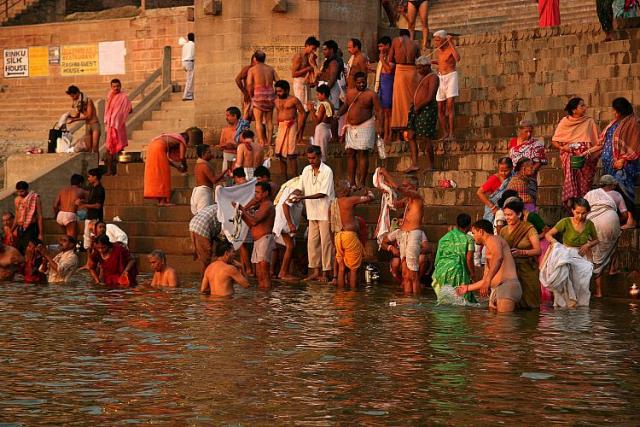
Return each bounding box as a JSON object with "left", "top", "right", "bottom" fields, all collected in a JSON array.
[{"left": 1, "top": 276, "right": 639, "bottom": 425}]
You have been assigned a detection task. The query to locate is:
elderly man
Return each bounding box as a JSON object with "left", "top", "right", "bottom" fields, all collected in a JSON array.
[
  {"left": 38, "top": 236, "right": 78, "bottom": 284},
  {"left": 339, "top": 71, "right": 382, "bottom": 189},
  {"left": 103, "top": 78, "right": 132, "bottom": 176},
  {"left": 346, "top": 38, "right": 368, "bottom": 90},
  {"left": 291, "top": 145, "right": 335, "bottom": 282},
  {"left": 246, "top": 50, "right": 279, "bottom": 146},
  {"left": 404, "top": 55, "right": 439, "bottom": 172},
  {"left": 148, "top": 249, "right": 178, "bottom": 288},
  {"left": 431, "top": 30, "right": 461, "bottom": 141}
]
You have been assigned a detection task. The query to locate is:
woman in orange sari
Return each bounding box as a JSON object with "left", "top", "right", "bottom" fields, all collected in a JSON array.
[
  {"left": 143, "top": 132, "right": 189, "bottom": 206},
  {"left": 551, "top": 97, "right": 601, "bottom": 208}
]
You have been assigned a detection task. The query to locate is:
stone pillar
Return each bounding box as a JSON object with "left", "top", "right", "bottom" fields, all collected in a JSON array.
[{"left": 193, "top": 0, "right": 379, "bottom": 143}]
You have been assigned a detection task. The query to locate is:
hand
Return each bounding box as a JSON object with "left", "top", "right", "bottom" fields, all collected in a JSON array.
[
  {"left": 614, "top": 159, "right": 625, "bottom": 170},
  {"left": 479, "top": 280, "right": 491, "bottom": 297},
  {"left": 455, "top": 285, "right": 468, "bottom": 296},
  {"left": 391, "top": 247, "right": 400, "bottom": 257},
  {"left": 511, "top": 248, "right": 520, "bottom": 257},
  {"left": 288, "top": 222, "right": 297, "bottom": 234},
  {"left": 578, "top": 243, "right": 590, "bottom": 256},
  {"left": 306, "top": 102, "right": 315, "bottom": 111}
]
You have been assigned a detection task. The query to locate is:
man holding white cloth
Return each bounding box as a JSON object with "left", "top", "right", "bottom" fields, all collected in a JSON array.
[{"left": 291, "top": 145, "right": 335, "bottom": 282}]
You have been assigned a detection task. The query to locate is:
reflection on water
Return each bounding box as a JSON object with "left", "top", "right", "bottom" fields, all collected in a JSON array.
[{"left": 1, "top": 275, "right": 639, "bottom": 425}]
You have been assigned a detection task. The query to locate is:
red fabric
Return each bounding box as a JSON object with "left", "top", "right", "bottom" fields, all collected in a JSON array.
[
  {"left": 538, "top": 0, "right": 560, "bottom": 27},
  {"left": 480, "top": 174, "right": 502, "bottom": 194},
  {"left": 508, "top": 137, "right": 518, "bottom": 149},
  {"left": 560, "top": 145, "right": 598, "bottom": 205},
  {"left": 100, "top": 243, "right": 137, "bottom": 288},
  {"left": 104, "top": 91, "right": 132, "bottom": 155},
  {"left": 17, "top": 192, "right": 39, "bottom": 227}
]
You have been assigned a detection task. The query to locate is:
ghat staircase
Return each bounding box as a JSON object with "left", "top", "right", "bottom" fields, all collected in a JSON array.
[{"left": 0, "top": 0, "right": 39, "bottom": 25}]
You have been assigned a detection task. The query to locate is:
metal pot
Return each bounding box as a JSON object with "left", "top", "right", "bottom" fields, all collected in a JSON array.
[{"left": 118, "top": 151, "right": 142, "bottom": 163}]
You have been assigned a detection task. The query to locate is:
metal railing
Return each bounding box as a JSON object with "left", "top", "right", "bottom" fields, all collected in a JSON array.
[{"left": 1, "top": 0, "right": 30, "bottom": 22}]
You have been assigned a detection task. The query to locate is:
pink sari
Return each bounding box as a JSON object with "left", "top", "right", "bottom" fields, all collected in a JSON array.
[{"left": 104, "top": 90, "right": 132, "bottom": 155}]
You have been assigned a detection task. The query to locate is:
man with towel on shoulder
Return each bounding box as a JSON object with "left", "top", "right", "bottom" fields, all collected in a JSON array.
[
  {"left": 388, "top": 29, "right": 420, "bottom": 133},
  {"left": 247, "top": 50, "right": 279, "bottom": 147},
  {"left": 338, "top": 72, "right": 382, "bottom": 189},
  {"left": 431, "top": 30, "right": 461, "bottom": 141}
]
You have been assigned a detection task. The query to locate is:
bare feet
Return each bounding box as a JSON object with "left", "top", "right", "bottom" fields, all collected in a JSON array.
[
  {"left": 303, "top": 274, "right": 321, "bottom": 282},
  {"left": 278, "top": 275, "right": 298, "bottom": 282},
  {"left": 621, "top": 222, "right": 637, "bottom": 230}
]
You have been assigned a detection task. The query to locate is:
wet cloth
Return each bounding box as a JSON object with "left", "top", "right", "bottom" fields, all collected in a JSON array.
[
  {"left": 540, "top": 242, "right": 592, "bottom": 308},
  {"left": 293, "top": 77, "right": 311, "bottom": 111},
  {"left": 601, "top": 115, "right": 640, "bottom": 203},
  {"left": 344, "top": 116, "right": 376, "bottom": 151},
  {"left": 436, "top": 71, "right": 459, "bottom": 102},
  {"left": 144, "top": 134, "right": 187, "bottom": 200},
  {"left": 335, "top": 230, "right": 364, "bottom": 270},
  {"left": 552, "top": 116, "right": 600, "bottom": 204},
  {"left": 538, "top": 0, "right": 560, "bottom": 27},
  {"left": 313, "top": 122, "right": 332, "bottom": 161},
  {"left": 397, "top": 229, "right": 423, "bottom": 272},
  {"left": 56, "top": 211, "right": 77, "bottom": 227},
  {"left": 105, "top": 223, "right": 128, "bottom": 247},
  {"left": 407, "top": 101, "right": 438, "bottom": 138},
  {"left": 104, "top": 90, "right": 132, "bottom": 155},
  {"left": 372, "top": 167, "right": 397, "bottom": 245},
  {"left": 378, "top": 72, "right": 394, "bottom": 109},
  {"left": 99, "top": 243, "right": 137, "bottom": 288},
  {"left": 273, "top": 177, "right": 303, "bottom": 246},
  {"left": 251, "top": 233, "right": 275, "bottom": 263},
  {"left": 190, "top": 185, "right": 213, "bottom": 215},
  {"left": 490, "top": 279, "right": 523, "bottom": 306},
  {"left": 500, "top": 221, "right": 541, "bottom": 309},
  {"left": 391, "top": 64, "right": 417, "bottom": 128},
  {"left": 275, "top": 120, "right": 298, "bottom": 158},
  {"left": 584, "top": 188, "right": 621, "bottom": 275},
  {"left": 252, "top": 85, "right": 276, "bottom": 112},
  {"left": 432, "top": 228, "right": 476, "bottom": 303},
  {"left": 46, "top": 250, "right": 78, "bottom": 284},
  {"left": 17, "top": 191, "right": 39, "bottom": 228},
  {"left": 215, "top": 179, "right": 256, "bottom": 250},
  {"left": 554, "top": 217, "right": 598, "bottom": 248}
]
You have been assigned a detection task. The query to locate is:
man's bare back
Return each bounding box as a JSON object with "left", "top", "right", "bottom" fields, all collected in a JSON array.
[
  {"left": 414, "top": 73, "right": 439, "bottom": 109},
  {"left": 247, "top": 63, "right": 277, "bottom": 91},
  {"left": 201, "top": 260, "right": 249, "bottom": 297},
  {"left": 236, "top": 141, "right": 264, "bottom": 168},
  {"left": 484, "top": 235, "right": 518, "bottom": 287},
  {"left": 344, "top": 89, "right": 378, "bottom": 126},
  {"left": 194, "top": 161, "right": 216, "bottom": 187},
  {"left": 56, "top": 186, "right": 86, "bottom": 213},
  {"left": 389, "top": 36, "right": 419, "bottom": 65},
  {"left": 275, "top": 95, "right": 303, "bottom": 122}
]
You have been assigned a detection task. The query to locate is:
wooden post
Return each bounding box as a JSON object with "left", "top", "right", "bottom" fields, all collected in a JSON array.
[
  {"left": 162, "top": 46, "right": 171, "bottom": 89},
  {"left": 140, "top": 0, "right": 145, "bottom": 12}
]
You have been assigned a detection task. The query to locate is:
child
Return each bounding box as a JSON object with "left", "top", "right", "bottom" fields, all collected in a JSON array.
[{"left": 307, "top": 84, "right": 333, "bottom": 161}]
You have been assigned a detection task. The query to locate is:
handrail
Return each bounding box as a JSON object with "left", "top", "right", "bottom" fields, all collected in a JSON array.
[{"left": 1, "top": 0, "right": 28, "bottom": 21}]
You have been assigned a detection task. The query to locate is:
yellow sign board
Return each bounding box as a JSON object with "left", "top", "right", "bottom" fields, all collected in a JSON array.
[
  {"left": 28, "top": 46, "right": 49, "bottom": 77},
  {"left": 60, "top": 44, "right": 98, "bottom": 76}
]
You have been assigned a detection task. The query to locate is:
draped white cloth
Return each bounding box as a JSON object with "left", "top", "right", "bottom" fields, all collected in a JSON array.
[
  {"left": 372, "top": 167, "right": 397, "bottom": 246},
  {"left": 215, "top": 179, "right": 256, "bottom": 250},
  {"left": 540, "top": 242, "right": 593, "bottom": 308},
  {"left": 584, "top": 188, "right": 621, "bottom": 275},
  {"left": 273, "top": 177, "right": 303, "bottom": 246}
]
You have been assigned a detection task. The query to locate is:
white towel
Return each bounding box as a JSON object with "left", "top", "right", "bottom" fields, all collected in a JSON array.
[
  {"left": 273, "top": 177, "right": 303, "bottom": 246},
  {"left": 215, "top": 179, "right": 257, "bottom": 250},
  {"left": 190, "top": 185, "right": 213, "bottom": 215},
  {"left": 539, "top": 243, "right": 593, "bottom": 308},
  {"left": 372, "top": 167, "right": 396, "bottom": 246}
]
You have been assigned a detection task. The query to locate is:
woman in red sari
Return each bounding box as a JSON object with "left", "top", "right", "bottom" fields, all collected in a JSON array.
[
  {"left": 537, "top": 0, "right": 560, "bottom": 27},
  {"left": 89, "top": 235, "right": 137, "bottom": 288},
  {"left": 551, "top": 97, "right": 601, "bottom": 208},
  {"left": 143, "top": 132, "right": 189, "bottom": 206}
]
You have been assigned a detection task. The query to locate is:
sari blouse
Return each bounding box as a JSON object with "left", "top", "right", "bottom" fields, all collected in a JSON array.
[{"left": 554, "top": 218, "right": 598, "bottom": 248}]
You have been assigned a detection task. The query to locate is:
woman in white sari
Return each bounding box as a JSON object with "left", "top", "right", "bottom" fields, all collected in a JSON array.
[{"left": 583, "top": 186, "right": 622, "bottom": 297}]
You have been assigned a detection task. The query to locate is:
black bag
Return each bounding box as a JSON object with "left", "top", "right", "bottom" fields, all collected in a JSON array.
[{"left": 48, "top": 122, "right": 62, "bottom": 153}]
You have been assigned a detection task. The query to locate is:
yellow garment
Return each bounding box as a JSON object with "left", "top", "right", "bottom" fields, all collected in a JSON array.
[{"left": 335, "top": 231, "right": 364, "bottom": 270}]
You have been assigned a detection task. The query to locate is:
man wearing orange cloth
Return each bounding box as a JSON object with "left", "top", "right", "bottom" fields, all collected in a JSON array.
[
  {"left": 388, "top": 29, "right": 420, "bottom": 131},
  {"left": 103, "top": 79, "right": 133, "bottom": 176},
  {"left": 143, "top": 132, "right": 189, "bottom": 206}
]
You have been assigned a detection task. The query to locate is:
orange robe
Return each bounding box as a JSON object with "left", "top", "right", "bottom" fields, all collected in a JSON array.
[{"left": 143, "top": 133, "right": 186, "bottom": 199}]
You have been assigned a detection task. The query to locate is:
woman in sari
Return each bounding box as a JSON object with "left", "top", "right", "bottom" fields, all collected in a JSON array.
[
  {"left": 509, "top": 119, "right": 547, "bottom": 176},
  {"left": 143, "top": 132, "right": 189, "bottom": 206},
  {"left": 506, "top": 157, "right": 537, "bottom": 212},
  {"left": 600, "top": 97, "right": 639, "bottom": 226},
  {"left": 500, "top": 198, "right": 541, "bottom": 309},
  {"left": 584, "top": 186, "right": 622, "bottom": 297},
  {"left": 88, "top": 235, "right": 138, "bottom": 288},
  {"left": 477, "top": 156, "right": 513, "bottom": 223},
  {"left": 542, "top": 198, "right": 599, "bottom": 307},
  {"left": 432, "top": 213, "right": 477, "bottom": 304},
  {"left": 551, "top": 97, "right": 601, "bottom": 208}
]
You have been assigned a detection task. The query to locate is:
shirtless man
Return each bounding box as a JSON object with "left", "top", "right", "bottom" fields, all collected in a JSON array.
[
  {"left": 14, "top": 181, "right": 44, "bottom": 255},
  {"left": 235, "top": 130, "right": 264, "bottom": 180},
  {"left": 407, "top": 0, "right": 430, "bottom": 51},
  {"left": 200, "top": 240, "right": 250, "bottom": 297},
  {"left": 274, "top": 80, "right": 306, "bottom": 180},
  {"left": 254, "top": 166, "right": 279, "bottom": 201},
  {"left": 191, "top": 144, "right": 225, "bottom": 215},
  {"left": 0, "top": 241, "right": 24, "bottom": 281},
  {"left": 346, "top": 38, "right": 368, "bottom": 90},
  {"left": 53, "top": 174, "right": 88, "bottom": 239},
  {"left": 338, "top": 72, "right": 382, "bottom": 189},
  {"left": 377, "top": 168, "right": 424, "bottom": 294},
  {"left": 457, "top": 219, "right": 522, "bottom": 313},
  {"left": 388, "top": 30, "right": 421, "bottom": 130},
  {"left": 236, "top": 182, "right": 276, "bottom": 290},
  {"left": 292, "top": 36, "right": 321, "bottom": 136},
  {"left": 65, "top": 85, "right": 100, "bottom": 156},
  {"left": 246, "top": 51, "right": 279, "bottom": 147},
  {"left": 148, "top": 249, "right": 178, "bottom": 288},
  {"left": 219, "top": 106, "right": 248, "bottom": 173},
  {"left": 331, "top": 181, "right": 375, "bottom": 287},
  {"left": 431, "top": 30, "right": 461, "bottom": 141},
  {"left": 235, "top": 55, "right": 257, "bottom": 120}
]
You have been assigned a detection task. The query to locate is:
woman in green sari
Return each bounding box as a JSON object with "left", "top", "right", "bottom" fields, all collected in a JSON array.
[
  {"left": 432, "top": 213, "right": 477, "bottom": 303},
  {"left": 500, "top": 198, "right": 542, "bottom": 309}
]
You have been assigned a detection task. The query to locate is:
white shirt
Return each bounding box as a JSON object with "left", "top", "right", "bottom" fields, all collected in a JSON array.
[
  {"left": 107, "top": 224, "right": 129, "bottom": 247},
  {"left": 296, "top": 162, "right": 335, "bottom": 221},
  {"left": 182, "top": 41, "right": 195, "bottom": 61},
  {"left": 46, "top": 250, "right": 79, "bottom": 283},
  {"left": 606, "top": 190, "right": 628, "bottom": 213}
]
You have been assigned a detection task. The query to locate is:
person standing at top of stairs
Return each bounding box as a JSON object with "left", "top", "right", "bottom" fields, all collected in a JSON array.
[{"left": 181, "top": 33, "right": 195, "bottom": 101}]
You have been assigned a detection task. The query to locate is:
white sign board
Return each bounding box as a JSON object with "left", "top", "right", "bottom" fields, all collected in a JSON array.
[
  {"left": 98, "top": 41, "right": 126, "bottom": 75},
  {"left": 4, "top": 48, "right": 29, "bottom": 78}
]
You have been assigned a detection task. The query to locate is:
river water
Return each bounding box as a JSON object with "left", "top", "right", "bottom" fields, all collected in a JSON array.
[{"left": 1, "top": 277, "right": 639, "bottom": 425}]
